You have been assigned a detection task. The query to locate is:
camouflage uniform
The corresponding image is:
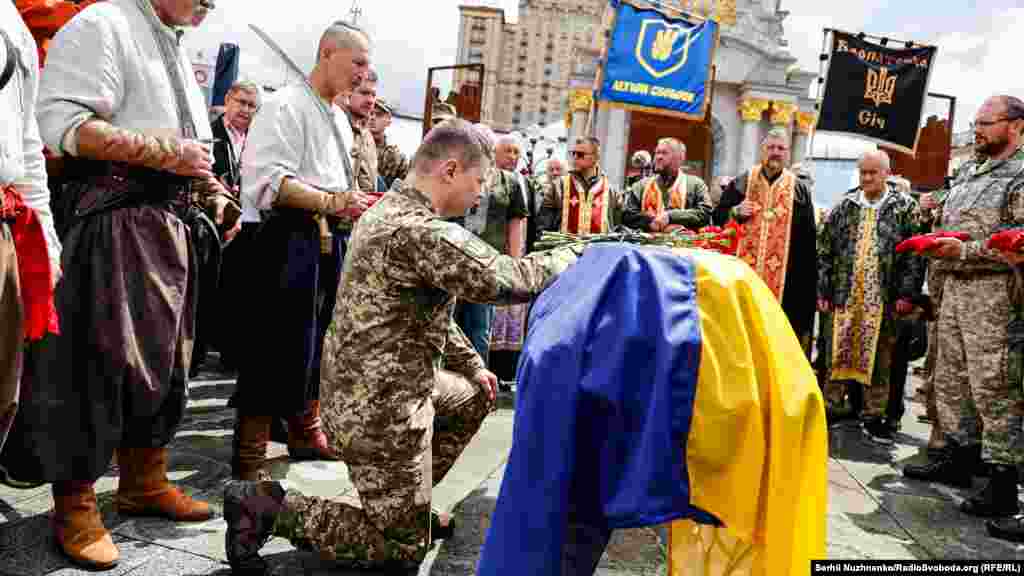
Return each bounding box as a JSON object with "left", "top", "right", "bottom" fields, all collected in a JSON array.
[
  {"left": 932, "top": 146, "right": 1024, "bottom": 466},
  {"left": 347, "top": 113, "right": 378, "bottom": 193},
  {"left": 270, "top": 181, "right": 578, "bottom": 567},
  {"left": 376, "top": 137, "right": 409, "bottom": 190}
]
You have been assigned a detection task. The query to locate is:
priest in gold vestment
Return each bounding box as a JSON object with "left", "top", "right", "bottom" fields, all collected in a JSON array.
[
  {"left": 816, "top": 150, "right": 924, "bottom": 443},
  {"left": 713, "top": 128, "right": 818, "bottom": 349}
]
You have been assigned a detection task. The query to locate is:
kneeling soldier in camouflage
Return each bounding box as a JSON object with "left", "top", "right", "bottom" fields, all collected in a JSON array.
[{"left": 222, "top": 119, "right": 581, "bottom": 573}]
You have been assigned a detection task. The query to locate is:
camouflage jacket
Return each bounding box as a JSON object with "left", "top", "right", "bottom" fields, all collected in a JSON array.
[
  {"left": 818, "top": 185, "right": 925, "bottom": 307},
  {"left": 376, "top": 136, "right": 409, "bottom": 190},
  {"left": 347, "top": 113, "right": 378, "bottom": 193},
  {"left": 621, "top": 173, "right": 713, "bottom": 231},
  {"left": 319, "top": 181, "right": 578, "bottom": 448},
  {"left": 933, "top": 146, "right": 1024, "bottom": 274}
]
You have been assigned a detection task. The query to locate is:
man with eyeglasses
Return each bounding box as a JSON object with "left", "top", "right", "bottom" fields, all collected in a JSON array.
[
  {"left": 538, "top": 136, "right": 621, "bottom": 235},
  {"left": 207, "top": 80, "right": 261, "bottom": 372},
  {"left": 903, "top": 95, "right": 1024, "bottom": 542}
]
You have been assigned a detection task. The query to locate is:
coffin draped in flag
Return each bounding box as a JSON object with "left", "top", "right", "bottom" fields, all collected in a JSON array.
[
  {"left": 477, "top": 245, "right": 827, "bottom": 576},
  {"left": 597, "top": 0, "right": 718, "bottom": 120}
]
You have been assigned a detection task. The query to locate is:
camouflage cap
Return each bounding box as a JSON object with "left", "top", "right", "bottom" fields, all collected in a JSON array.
[
  {"left": 374, "top": 98, "right": 393, "bottom": 115},
  {"left": 432, "top": 102, "right": 457, "bottom": 124}
]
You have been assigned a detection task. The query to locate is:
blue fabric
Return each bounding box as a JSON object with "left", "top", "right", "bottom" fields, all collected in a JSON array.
[
  {"left": 477, "top": 245, "right": 718, "bottom": 576},
  {"left": 455, "top": 301, "right": 495, "bottom": 365},
  {"left": 211, "top": 43, "right": 240, "bottom": 107}
]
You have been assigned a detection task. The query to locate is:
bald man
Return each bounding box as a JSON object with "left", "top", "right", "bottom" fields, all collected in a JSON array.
[
  {"left": 817, "top": 150, "right": 924, "bottom": 444},
  {"left": 622, "top": 138, "right": 712, "bottom": 233},
  {"left": 231, "top": 21, "right": 376, "bottom": 480}
]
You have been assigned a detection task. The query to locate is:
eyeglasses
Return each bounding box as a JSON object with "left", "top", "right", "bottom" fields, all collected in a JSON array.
[
  {"left": 231, "top": 96, "right": 260, "bottom": 112},
  {"left": 972, "top": 117, "right": 1015, "bottom": 130},
  {"left": 570, "top": 150, "right": 590, "bottom": 158}
]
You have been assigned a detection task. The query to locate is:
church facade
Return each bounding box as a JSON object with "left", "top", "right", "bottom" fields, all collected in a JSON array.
[
  {"left": 456, "top": 0, "right": 818, "bottom": 194},
  {"left": 565, "top": 0, "right": 818, "bottom": 192}
]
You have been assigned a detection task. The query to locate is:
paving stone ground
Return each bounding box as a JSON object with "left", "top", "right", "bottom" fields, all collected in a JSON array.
[{"left": 1, "top": 359, "right": 1022, "bottom": 575}]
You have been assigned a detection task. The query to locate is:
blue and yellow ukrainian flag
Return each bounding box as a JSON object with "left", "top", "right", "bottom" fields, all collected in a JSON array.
[{"left": 477, "top": 245, "right": 826, "bottom": 576}]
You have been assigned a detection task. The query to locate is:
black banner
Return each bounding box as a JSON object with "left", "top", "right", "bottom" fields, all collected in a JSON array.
[{"left": 816, "top": 30, "right": 937, "bottom": 155}]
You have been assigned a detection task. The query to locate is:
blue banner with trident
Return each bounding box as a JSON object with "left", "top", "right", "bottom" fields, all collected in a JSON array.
[{"left": 597, "top": 0, "right": 718, "bottom": 120}]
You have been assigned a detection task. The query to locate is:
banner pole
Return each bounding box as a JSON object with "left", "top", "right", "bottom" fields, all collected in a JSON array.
[{"left": 808, "top": 27, "right": 830, "bottom": 161}]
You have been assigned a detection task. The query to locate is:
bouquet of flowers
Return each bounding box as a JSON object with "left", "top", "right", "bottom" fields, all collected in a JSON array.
[{"left": 536, "top": 224, "right": 741, "bottom": 255}]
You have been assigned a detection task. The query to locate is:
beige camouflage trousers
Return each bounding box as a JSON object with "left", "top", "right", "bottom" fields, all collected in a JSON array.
[
  {"left": 934, "top": 273, "right": 1024, "bottom": 465},
  {"left": 271, "top": 370, "right": 492, "bottom": 568},
  {"left": 0, "top": 223, "right": 23, "bottom": 452}
]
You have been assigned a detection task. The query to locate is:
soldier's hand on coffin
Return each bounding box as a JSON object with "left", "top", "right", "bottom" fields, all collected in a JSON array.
[
  {"left": 922, "top": 237, "right": 963, "bottom": 260},
  {"left": 174, "top": 139, "right": 214, "bottom": 179},
  {"left": 472, "top": 369, "right": 498, "bottom": 403},
  {"left": 817, "top": 298, "right": 832, "bottom": 313},
  {"left": 734, "top": 200, "right": 760, "bottom": 219},
  {"left": 895, "top": 299, "right": 915, "bottom": 316}
]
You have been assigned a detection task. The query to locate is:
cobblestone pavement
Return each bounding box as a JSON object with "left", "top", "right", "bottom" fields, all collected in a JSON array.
[{"left": 1, "top": 359, "right": 1021, "bottom": 575}]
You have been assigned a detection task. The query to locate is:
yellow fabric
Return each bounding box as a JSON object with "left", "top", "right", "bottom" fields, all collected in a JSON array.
[
  {"left": 830, "top": 208, "right": 884, "bottom": 386},
  {"left": 667, "top": 249, "right": 827, "bottom": 576}
]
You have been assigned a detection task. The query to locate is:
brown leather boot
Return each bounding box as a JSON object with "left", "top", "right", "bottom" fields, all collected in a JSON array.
[
  {"left": 231, "top": 415, "right": 272, "bottom": 481},
  {"left": 52, "top": 481, "right": 120, "bottom": 570},
  {"left": 287, "top": 401, "right": 340, "bottom": 461},
  {"left": 115, "top": 447, "right": 212, "bottom": 521}
]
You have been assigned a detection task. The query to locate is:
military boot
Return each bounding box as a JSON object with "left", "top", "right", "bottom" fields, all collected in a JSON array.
[
  {"left": 902, "top": 443, "right": 973, "bottom": 489},
  {"left": 987, "top": 514, "right": 1024, "bottom": 543},
  {"left": 224, "top": 480, "right": 286, "bottom": 576},
  {"left": 961, "top": 464, "right": 1020, "bottom": 518}
]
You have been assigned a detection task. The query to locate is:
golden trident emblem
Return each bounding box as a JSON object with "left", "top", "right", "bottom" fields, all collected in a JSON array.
[
  {"left": 864, "top": 68, "right": 897, "bottom": 107},
  {"left": 652, "top": 28, "right": 679, "bottom": 61}
]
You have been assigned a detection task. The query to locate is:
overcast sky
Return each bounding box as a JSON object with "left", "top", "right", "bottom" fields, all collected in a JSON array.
[{"left": 184, "top": 1, "right": 1023, "bottom": 132}]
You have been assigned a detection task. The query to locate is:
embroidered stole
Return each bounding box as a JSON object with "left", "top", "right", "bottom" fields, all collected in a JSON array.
[
  {"left": 735, "top": 166, "right": 796, "bottom": 301},
  {"left": 641, "top": 173, "right": 687, "bottom": 218},
  {"left": 560, "top": 173, "right": 610, "bottom": 234},
  {"left": 830, "top": 207, "right": 885, "bottom": 386}
]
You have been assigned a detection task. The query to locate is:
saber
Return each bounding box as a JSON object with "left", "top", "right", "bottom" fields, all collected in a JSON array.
[
  {"left": 248, "top": 24, "right": 336, "bottom": 255},
  {"left": 248, "top": 24, "right": 310, "bottom": 88}
]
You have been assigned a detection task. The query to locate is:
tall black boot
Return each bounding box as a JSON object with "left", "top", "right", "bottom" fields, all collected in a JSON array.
[
  {"left": 987, "top": 514, "right": 1024, "bottom": 543},
  {"left": 961, "top": 464, "right": 1020, "bottom": 518},
  {"left": 903, "top": 443, "right": 973, "bottom": 488},
  {"left": 224, "top": 480, "right": 286, "bottom": 575}
]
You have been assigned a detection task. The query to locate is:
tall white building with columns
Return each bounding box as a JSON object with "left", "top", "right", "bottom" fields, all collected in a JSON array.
[
  {"left": 455, "top": 0, "right": 819, "bottom": 197},
  {"left": 563, "top": 0, "right": 818, "bottom": 196}
]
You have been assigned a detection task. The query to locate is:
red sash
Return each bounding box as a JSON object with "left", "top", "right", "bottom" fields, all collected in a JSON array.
[
  {"left": 641, "top": 173, "right": 686, "bottom": 218},
  {"left": 561, "top": 174, "right": 610, "bottom": 235},
  {"left": 1, "top": 185, "right": 58, "bottom": 341}
]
